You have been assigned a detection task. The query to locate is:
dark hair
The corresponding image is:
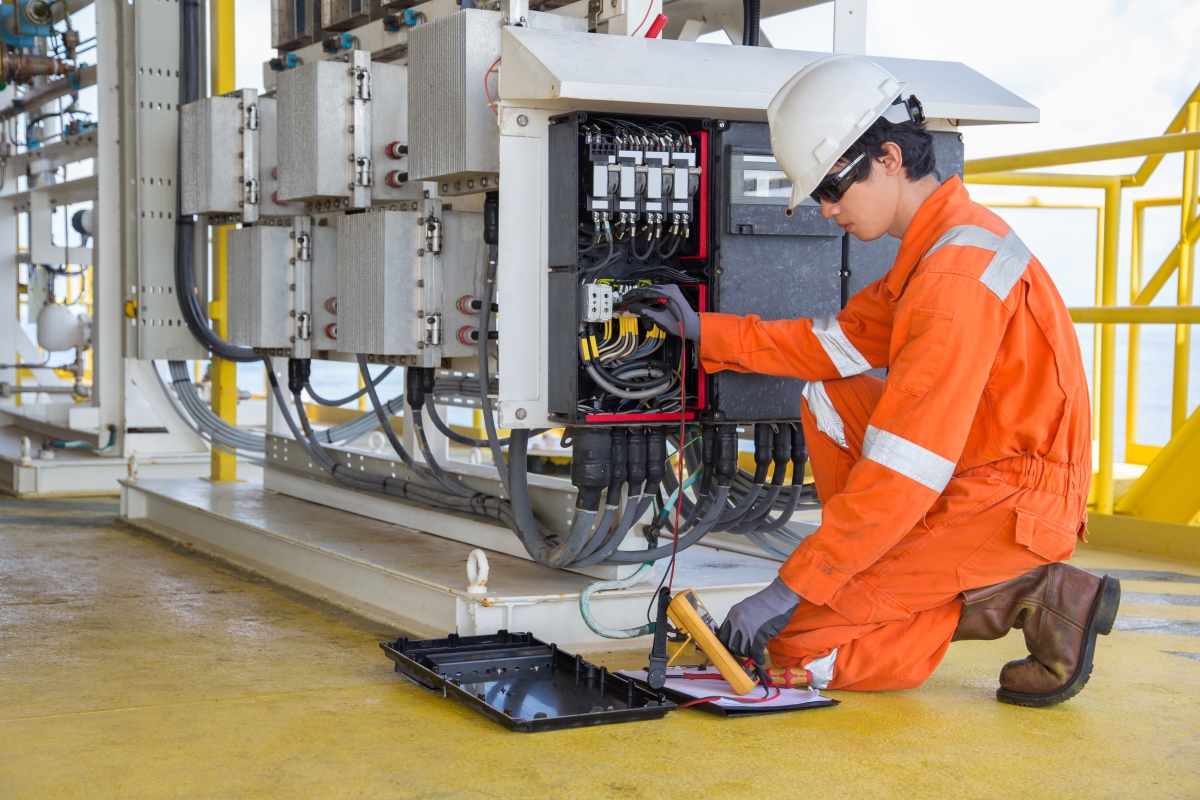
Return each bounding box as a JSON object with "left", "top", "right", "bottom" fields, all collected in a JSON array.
[{"left": 838, "top": 117, "right": 938, "bottom": 184}]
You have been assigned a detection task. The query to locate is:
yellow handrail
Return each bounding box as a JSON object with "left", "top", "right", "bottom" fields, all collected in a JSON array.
[
  {"left": 964, "top": 80, "right": 1200, "bottom": 517},
  {"left": 1068, "top": 307, "right": 1200, "bottom": 324},
  {"left": 965, "top": 131, "right": 1200, "bottom": 175}
]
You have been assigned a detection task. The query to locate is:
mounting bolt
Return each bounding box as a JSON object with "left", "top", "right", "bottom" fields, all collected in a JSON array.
[
  {"left": 515, "top": 408, "right": 527, "bottom": 420},
  {"left": 516, "top": 114, "right": 529, "bottom": 127}
]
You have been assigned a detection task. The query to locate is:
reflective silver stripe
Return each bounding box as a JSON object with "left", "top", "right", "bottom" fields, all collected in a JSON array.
[
  {"left": 927, "top": 224, "right": 1003, "bottom": 257},
  {"left": 925, "top": 224, "right": 1032, "bottom": 301},
  {"left": 979, "top": 229, "right": 1032, "bottom": 300},
  {"left": 804, "top": 648, "right": 837, "bottom": 690},
  {"left": 862, "top": 425, "right": 955, "bottom": 492},
  {"left": 811, "top": 314, "right": 872, "bottom": 377},
  {"left": 801, "top": 381, "right": 847, "bottom": 448}
]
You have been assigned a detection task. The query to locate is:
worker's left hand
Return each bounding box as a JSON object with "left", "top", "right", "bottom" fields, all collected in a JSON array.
[
  {"left": 717, "top": 576, "right": 801, "bottom": 665},
  {"left": 623, "top": 284, "right": 700, "bottom": 341}
]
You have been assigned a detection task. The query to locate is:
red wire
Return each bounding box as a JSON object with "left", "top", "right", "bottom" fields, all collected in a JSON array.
[
  {"left": 483, "top": 56, "right": 501, "bottom": 116},
  {"left": 631, "top": 0, "right": 656, "bottom": 36},
  {"left": 676, "top": 682, "right": 782, "bottom": 709}
]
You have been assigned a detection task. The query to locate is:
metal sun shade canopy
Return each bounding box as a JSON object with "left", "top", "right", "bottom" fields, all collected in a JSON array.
[{"left": 499, "top": 27, "right": 1039, "bottom": 125}]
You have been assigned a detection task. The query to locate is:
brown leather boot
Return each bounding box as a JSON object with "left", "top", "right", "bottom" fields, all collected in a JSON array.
[{"left": 952, "top": 563, "right": 1121, "bottom": 707}]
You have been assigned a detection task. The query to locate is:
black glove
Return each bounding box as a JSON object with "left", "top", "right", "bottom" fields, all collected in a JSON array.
[
  {"left": 623, "top": 284, "right": 700, "bottom": 341},
  {"left": 717, "top": 576, "right": 801, "bottom": 665}
]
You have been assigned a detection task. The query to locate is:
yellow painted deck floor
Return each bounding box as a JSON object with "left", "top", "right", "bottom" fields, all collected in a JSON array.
[{"left": 2, "top": 495, "right": 1200, "bottom": 799}]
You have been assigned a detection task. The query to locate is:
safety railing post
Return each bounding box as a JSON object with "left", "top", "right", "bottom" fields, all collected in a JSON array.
[
  {"left": 209, "top": 0, "right": 238, "bottom": 483},
  {"left": 1174, "top": 102, "right": 1199, "bottom": 434},
  {"left": 1093, "top": 206, "right": 1103, "bottom": 439},
  {"left": 1097, "top": 179, "right": 1122, "bottom": 515},
  {"left": 1127, "top": 202, "right": 1144, "bottom": 452}
]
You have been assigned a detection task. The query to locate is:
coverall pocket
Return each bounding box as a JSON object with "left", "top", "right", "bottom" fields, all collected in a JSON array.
[
  {"left": 889, "top": 308, "right": 955, "bottom": 396},
  {"left": 1012, "top": 508, "right": 1078, "bottom": 562},
  {"left": 827, "top": 575, "right": 913, "bottom": 626},
  {"left": 956, "top": 508, "right": 1075, "bottom": 591}
]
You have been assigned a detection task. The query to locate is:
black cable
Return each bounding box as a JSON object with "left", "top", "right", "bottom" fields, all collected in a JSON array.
[
  {"left": 742, "top": 0, "right": 760, "bottom": 46},
  {"left": 356, "top": 354, "right": 460, "bottom": 495},
  {"left": 303, "top": 366, "right": 394, "bottom": 407},
  {"left": 265, "top": 358, "right": 532, "bottom": 534},
  {"left": 409, "top": 406, "right": 475, "bottom": 498},
  {"left": 173, "top": 0, "right": 258, "bottom": 362},
  {"left": 423, "top": 397, "right": 508, "bottom": 447}
]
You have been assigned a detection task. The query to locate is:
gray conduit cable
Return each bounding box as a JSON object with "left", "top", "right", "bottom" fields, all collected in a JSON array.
[
  {"left": 604, "top": 486, "right": 730, "bottom": 564},
  {"left": 572, "top": 495, "right": 655, "bottom": 568},
  {"left": 577, "top": 487, "right": 634, "bottom": 560},
  {"left": 356, "top": 354, "right": 461, "bottom": 495},
  {"left": 408, "top": 406, "right": 475, "bottom": 498},
  {"left": 424, "top": 396, "right": 508, "bottom": 447},
  {"left": 266, "top": 361, "right": 527, "bottom": 530},
  {"left": 317, "top": 395, "right": 406, "bottom": 444},
  {"left": 304, "top": 366, "right": 394, "bottom": 407},
  {"left": 478, "top": 243, "right": 512, "bottom": 497},
  {"left": 152, "top": 364, "right": 265, "bottom": 464},
  {"left": 166, "top": 361, "right": 265, "bottom": 451}
]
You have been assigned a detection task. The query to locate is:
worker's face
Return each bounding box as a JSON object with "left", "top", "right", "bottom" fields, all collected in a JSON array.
[{"left": 817, "top": 141, "right": 905, "bottom": 241}]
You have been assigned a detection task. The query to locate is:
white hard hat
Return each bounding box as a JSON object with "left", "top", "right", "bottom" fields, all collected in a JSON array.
[{"left": 767, "top": 54, "right": 905, "bottom": 213}]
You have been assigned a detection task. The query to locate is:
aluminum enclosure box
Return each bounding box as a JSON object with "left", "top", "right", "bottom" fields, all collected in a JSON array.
[
  {"left": 407, "top": 9, "right": 586, "bottom": 194},
  {"left": 180, "top": 91, "right": 260, "bottom": 222},
  {"left": 272, "top": 0, "right": 321, "bottom": 51},
  {"left": 258, "top": 97, "right": 306, "bottom": 217},
  {"left": 227, "top": 217, "right": 334, "bottom": 358},
  {"left": 322, "top": 0, "right": 382, "bottom": 31},
  {"left": 276, "top": 53, "right": 418, "bottom": 207},
  {"left": 228, "top": 225, "right": 293, "bottom": 351},
  {"left": 336, "top": 203, "right": 486, "bottom": 366},
  {"left": 181, "top": 91, "right": 303, "bottom": 221}
]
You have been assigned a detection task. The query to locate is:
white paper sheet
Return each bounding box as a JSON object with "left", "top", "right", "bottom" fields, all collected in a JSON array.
[{"left": 620, "top": 668, "right": 830, "bottom": 710}]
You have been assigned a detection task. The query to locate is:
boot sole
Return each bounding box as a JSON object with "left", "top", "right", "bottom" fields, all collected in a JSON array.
[{"left": 996, "top": 575, "right": 1121, "bottom": 708}]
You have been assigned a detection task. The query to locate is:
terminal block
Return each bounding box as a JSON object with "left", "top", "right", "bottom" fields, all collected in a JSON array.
[{"left": 547, "top": 112, "right": 711, "bottom": 425}]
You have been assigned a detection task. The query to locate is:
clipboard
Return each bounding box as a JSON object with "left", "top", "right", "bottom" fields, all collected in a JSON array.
[{"left": 620, "top": 668, "right": 839, "bottom": 717}]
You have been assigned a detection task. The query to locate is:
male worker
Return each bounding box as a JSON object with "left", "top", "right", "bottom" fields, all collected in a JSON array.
[{"left": 637, "top": 55, "right": 1120, "bottom": 707}]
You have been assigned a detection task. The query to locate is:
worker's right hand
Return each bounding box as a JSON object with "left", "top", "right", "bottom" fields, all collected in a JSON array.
[
  {"left": 623, "top": 284, "right": 701, "bottom": 341},
  {"left": 717, "top": 576, "right": 801, "bottom": 666}
]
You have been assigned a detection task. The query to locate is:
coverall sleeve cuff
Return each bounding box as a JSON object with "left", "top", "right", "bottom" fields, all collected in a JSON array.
[
  {"left": 778, "top": 544, "right": 851, "bottom": 606},
  {"left": 698, "top": 313, "right": 747, "bottom": 373}
]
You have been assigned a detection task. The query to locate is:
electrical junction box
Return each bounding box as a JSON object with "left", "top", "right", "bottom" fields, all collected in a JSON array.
[
  {"left": 257, "top": 96, "right": 306, "bottom": 218},
  {"left": 322, "top": 0, "right": 382, "bottom": 31},
  {"left": 407, "top": 9, "right": 587, "bottom": 195},
  {"left": 228, "top": 224, "right": 292, "bottom": 351},
  {"left": 180, "top": 89, "right": 262, "bottom": 223},
  {"left": 335, "top": 202, "right": 487, "bottom": 366},
  {"left": 546, "top": 111, "right": 710, "bottom": 426},
  {"left": 272, "top": 0, "right": 324, "bottom": 52},
  {"left": 544, "top": 114, "right": 966, "bottom": 425},
  {"left": 227, "top": 216, "right": 332, "bottom": 359},
  {"left": 181, "top": 90, "right": 304, "bottom": 220},
  {"left": 276, "top": 51, "right": 419, "bottom": 208}
]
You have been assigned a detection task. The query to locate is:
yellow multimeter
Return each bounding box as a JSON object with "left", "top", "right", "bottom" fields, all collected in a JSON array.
[{"left": 666, "top": 589, "right": 759, "bottom": 696}]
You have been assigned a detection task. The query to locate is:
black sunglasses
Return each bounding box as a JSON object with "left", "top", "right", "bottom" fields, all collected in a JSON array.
[{"left": 811, "top": 152, "right": 867, "bottom": 204}]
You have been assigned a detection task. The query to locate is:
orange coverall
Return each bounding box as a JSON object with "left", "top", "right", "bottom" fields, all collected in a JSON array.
[{"left": 699, "top": 177, "right": 1091, "bottom": 691}]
